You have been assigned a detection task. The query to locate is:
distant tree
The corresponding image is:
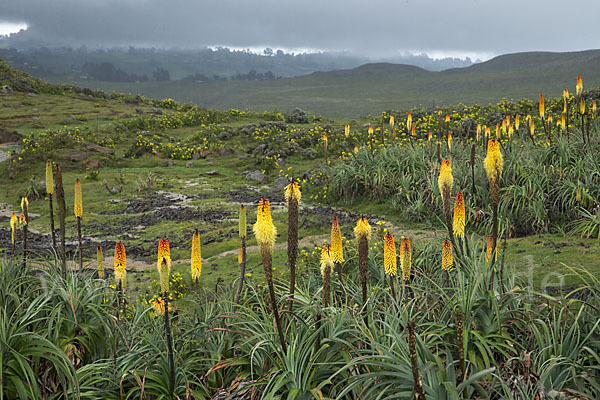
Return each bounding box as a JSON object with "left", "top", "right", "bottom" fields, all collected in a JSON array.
[{"left": 152, "top": 67, "right": 170, "bottom": 81}]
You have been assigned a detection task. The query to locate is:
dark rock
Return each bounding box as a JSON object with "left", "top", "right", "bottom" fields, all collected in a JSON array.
[
  {"left": 273, "top": 176, "right": 289, "bottom": 191},
  {"left": 0, "top": 128, "right": 22, "bottom": 144},
  {"left": 220, "top": 147, "right": 235, "bottom": 156},
  {"left": 135, "top": 108, "right": 144, "bottom": 114}
]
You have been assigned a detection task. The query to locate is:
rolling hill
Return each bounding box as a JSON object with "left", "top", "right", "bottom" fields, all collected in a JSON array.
[{"left": 53, "top": 49, "right": 600, "bottom": 119}]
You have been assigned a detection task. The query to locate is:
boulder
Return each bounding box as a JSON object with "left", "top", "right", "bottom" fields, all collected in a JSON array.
[
  {"left": 83, "top": 158, "right": 103, "bottom": 169},
  {"left": 0, "top": 128, "right": 21, "bottom": 144},
  {"left": 245, "top": 170, "right": 268, "bottom": 183},
  {"left": 167, "top": 159, "right": 174, "bottom": 167},
  {"left": 273, "top": 176, "right": 289, "bottom": 191},
  {"left": 185, "top": 161, "right": 194, "bottom": 168},
  {"left": 70, "top": 152, "right": 90, "bottom": 162},
  {"left": 219, "top": 147, "right": 235, "bottom": 156},
  {"left": 1, "top": 85, "right": 13, "bottom": 94},
  {"left": 84, "top": 143, "right": 115, "bottom": 154}
]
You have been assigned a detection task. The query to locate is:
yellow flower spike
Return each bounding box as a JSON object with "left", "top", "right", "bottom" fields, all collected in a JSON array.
[
  {"left": 438, "top": 159, "right": 453, "bottom": 202},
  {"left": 19, "top": 215, "right": 27, "bottom": 225},
  {"left": 389, "top": 115, "right": 395, "bottom": 129},
  {"left": 10, "top": 213, "right": 17, "bottom": 245},
  {"left": 344, "top": 123, "right": 350, "bottom": 138},
  {"left": 563, "top": 88, "right": 569, "bottom": 101},
  {"left": 353, "top": 217, "right": 372, "bottom": 243},
  {"left": 383, "top": 232, "right": 397, "bottom": 276},
  {"left": 561, "top": 114, "right": 566, "bottom": 131},
  {"left": 159, "top": 257, "right": 170, "bottom": 293},
  {"left": 239, "top": 205, "right": 247, "bottom": 238},
  {"left": 445, "top": 114, "right": 450, "bottom": 123},
  {"left": 453, "top": 192, "right": 466, "bottom": 238},
  {"left": 46, "top": 160, "right": 54, "bottom": 195},
  {"left": 284, "top": 182, "right": 301, "bottom": 205},
  {"left": 401, "top": 237, "right": 412, "bottom": 281},
  {"left": 515, "top": 114, "right": 520, "bottom": 131},
  {"left": 320, "top": 244, "right": 334, "bottom": 279},
  {"left": 447, "top": 132, "right": 452, "bottom": 152},
  {"left": 506, "top": 115, "right": 510, "bottom": 127},
  {"left": 428, "top": 131, "right": 432, "bottom": 141},
  {"left": 406, "top": 112, "right": 412, "bottom": 132},
  {"left": 330, "top": 217, "right": 344, "bottom": 263},
  {"left": 495, "top": 123, "right": 500, "bottom": 139},
  {"left": 114, "top": 242, "right": 127, "bottom": 289},
  {"left": 539, "top": 93, "right": 545, "bottom": 119},
  {"left": 476, "top": 124, "right": 481, "bottom": 141},
  {"left": 486, "top": 234, "right": 497, "bottom": 262},
  {"left": 442, "top": 240, "right": 453, "bottom": 271},
  {"left": 97, "top": 246, "right": 104, "bottom": 279},
  {"left": 74, "top": 178, "right": 83, "bottom": 218},
  {"left": 253, "top": 198, "right": 277, "bottom": 251},
  {"left": 21, "top": 196, "right": 28, "bottom": 213},
  {"left": 368, "top": 125, "right": 373, "bottom": 135},
  {"left": 508, "top": 124, "right": 514, "bottom": 141},
  {"left": 484, "top": 139, "right": 503, "bottom": 183},
  {"left": 191, "top": 231, "right": 202, "bottom": 280},
  {"left": 576, "top": 75, "right": 583, "bottom": 97},
  {"left": 530, "top": 119, "right": 535, "bottom": 136},
  {"left": 579, "top": 97, "right": 585, "bottom": 115},
  {"left": 157, "top": 238, "right": 171, "bottom": 273},
  {"left": 501, "top": 119, "right": 506, "bottom": 134}
]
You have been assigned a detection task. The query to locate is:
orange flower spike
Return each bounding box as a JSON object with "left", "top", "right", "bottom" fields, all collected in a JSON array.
[
  {"left": 515, "top": 114, "right": 520, "bottom": 131},
  {"left": 539, "top": 93, "right": 545, "bottom": 119},
  {"left": 576, "top": 75, "right": 583, "bottom": 97},
  {"left": 406, "top": 112, "right": 412, "bottom": 132},
  {"left": 580, "top": 97, "right": 585, "bottom": 115},
  {"left": 157, "top": 238, "right": 172, "bottom": 273},
  {"left": 442, "top": 240, "right": 453, "bottom": 271},
  {"left": 428, "top": 131, "right": 432, "bottom": 141},
  {"left": 495, "top": 123, "right": 500, "bottom": 139},
  {"left": 563, "top": 89, "right": 569, "bottom": 101},
  {"left": 592, "top": 101, "right": 597, "bottom": 116},
  {"left": 383, "top": 232, "right": 397, "bottom": 276},
  {"left": 368, "top": 125, "right": 373, "bottom": 135},
  {"left": 486, "top": 234, "right": 497, "bottom": 262},
  {"left": 453, "top": 192, "right": 465, "bottom": 238},
  {"left": 447, "top": 132, "right": 452, "bottom": 152},
  {"left": 19, "top": 215, "right": 27, "bottom": 225},
  {"left": 411, "top": 123, "right": 416, "bottom": 136},
  {"left": 445, "top": 114, "right": 450, "bottom": 123},
  {"left": 530, "top": 119, "right": 535, "bottom": 136}
]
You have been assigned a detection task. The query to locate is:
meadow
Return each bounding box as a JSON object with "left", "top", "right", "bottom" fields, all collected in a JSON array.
[{"left": 1, "top": 58, "right": 600, "bottom": 399}]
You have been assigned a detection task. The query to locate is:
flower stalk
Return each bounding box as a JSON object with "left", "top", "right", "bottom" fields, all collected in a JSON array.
[
  {"left": 21, "top": 197, "right": 28, "bottom": 268},
  {"left": 54, "top": 164, "right": 67, "bottom": 278},
  {"left": 235, "top": 205, "right": 247, "bottom": 304},
  {"left": 74, "top": 178, "right": 83, "bottom": 271},
  {"left": 354, "top": 217, "right": 371, "bottom": 325},
  {"left": 191, "top": 230, "right": 202, "bottom": 297},
  {"left": 253, "top": 198, "right": 287, "bottom": 352},
  {"left": 383, "top": 232, "right": 397, "bottom": 301},
  {"left": 285, "top": 182, "right": 301, "bottom": 311},
  {"left": 46, "top": 160, "right": 57, "bottom": 252}
]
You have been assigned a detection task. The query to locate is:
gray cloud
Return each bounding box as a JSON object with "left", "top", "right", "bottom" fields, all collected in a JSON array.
[{"left": 1, "top": 0, "right": 598, "bottom": 56}]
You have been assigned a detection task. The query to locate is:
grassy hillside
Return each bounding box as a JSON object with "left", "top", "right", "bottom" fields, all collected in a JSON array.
[{"left": 52, "top": 49, "right": 600, "bottom": 119}]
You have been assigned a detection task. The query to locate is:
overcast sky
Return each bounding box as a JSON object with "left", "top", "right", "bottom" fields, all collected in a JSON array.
[{"left": 1, "top": 0, "right": 599, "bottom": 58}]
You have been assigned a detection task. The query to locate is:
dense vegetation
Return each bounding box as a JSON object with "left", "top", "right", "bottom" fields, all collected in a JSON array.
[{"left": 1, "top": 61, "right": 600, "bottom": 399}]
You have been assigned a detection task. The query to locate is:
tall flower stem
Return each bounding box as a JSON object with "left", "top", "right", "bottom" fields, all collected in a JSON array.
[
  {"left": 21, "top": 198, "right": 28, "bottom": 268},
  {"left": 163, "top": 291, "right": 175, "bottom": 395},
  {"left": 235, "top": 238, "right": 246, "bottom": 304},
  {"left": 408, "top": 320, "right": 426, "bottom": 400},
  {"left": 286, "top": 186, "right": 299, "bottom": 312},
  {"left": 77, "top": 217, "right": 82, "bottom": 271},
  {"left": 55, "top": 164, "right": 67, "bottom": 278},
  {"left": 48, "top": 193, "right": 56, "bottom": 251}
]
